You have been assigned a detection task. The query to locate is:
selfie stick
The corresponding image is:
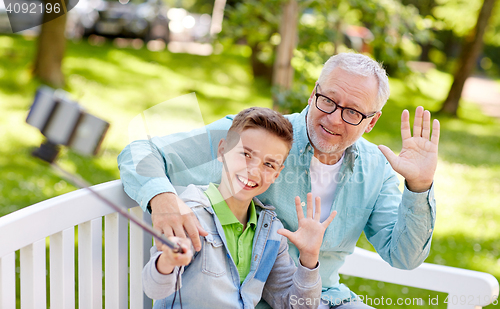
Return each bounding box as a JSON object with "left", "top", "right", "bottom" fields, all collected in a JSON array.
[{"left": 32, "top": 143, "right": 184, "bottom": 254}]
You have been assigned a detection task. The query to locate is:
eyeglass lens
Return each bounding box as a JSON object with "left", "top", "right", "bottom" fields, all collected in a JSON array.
[{"left": 316, "top": 95, "right": 363, "bottom": 124}]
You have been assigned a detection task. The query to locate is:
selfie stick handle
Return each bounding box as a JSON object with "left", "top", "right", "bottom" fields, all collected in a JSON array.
[{"left": 49, "top": 162, "right": 184, "bottom": 253}]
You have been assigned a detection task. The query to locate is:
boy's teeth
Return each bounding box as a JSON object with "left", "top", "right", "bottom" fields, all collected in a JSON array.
[{"left": 238, "top": 175, "right": 257, "bottom": 187}]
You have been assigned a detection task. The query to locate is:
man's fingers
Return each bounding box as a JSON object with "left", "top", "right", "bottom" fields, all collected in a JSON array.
[
  {"left": 295, "top": 196, "right": 304, "bottom": 221},
  {"left": 153, "top": 224, "right": 173, "bottom": 247},
  {"left": 431, "top": 119, "right": 440, "bottom": 146},
  {"left": 322, "top": 210, "right": 337, "bottom": 228},
  {"left": 162, "top": 225, "right": 174, "bottom": 238},
  {"left": 183, "top": 217, "right": 203, "bottom": 251},
  {"left": 400, "top": 109, "right": 411, "bottom": 141},
  {"left": 413, "top": 106, "right": 424, "bottom": 138},
  {"left": 378, "top": 145, "right": 398, "bottom": 168},
  {"left": 172, "top": 224, "right": 187, "bottom": 239},
  {"left": 195, "top": 218, "right": 209, "bottom": 236},
  {"left": 421, "top": 110, "right": 431, "bottom": 140}
]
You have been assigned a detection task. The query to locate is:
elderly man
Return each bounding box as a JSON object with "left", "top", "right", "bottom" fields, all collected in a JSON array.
[{"left": 118, "top": 52, "right": 439, "bottom": 308}]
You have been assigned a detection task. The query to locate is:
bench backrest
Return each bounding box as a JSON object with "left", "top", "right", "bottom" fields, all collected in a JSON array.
[{"left": 0, "top": 180, "right": 153, "bottom": 309}]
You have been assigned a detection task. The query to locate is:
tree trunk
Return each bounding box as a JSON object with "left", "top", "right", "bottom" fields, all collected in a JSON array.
[
  {"left": 250, "top": 43, "right": 273, "bottom": 83},
  {"left": 210, "top": 0, "right": 227, "bottom": 36},
  {"left": 272, "top": 0, "right": 299, "bottom": 110},
  {"left": 333, "top": 19, "right": 343, "bottom": 55},
  {"left": 439, "top": 0, "right": 497, "bottom": 116},
  {"left": 33, "top": 0, "right": 67, "bottom": 88}
]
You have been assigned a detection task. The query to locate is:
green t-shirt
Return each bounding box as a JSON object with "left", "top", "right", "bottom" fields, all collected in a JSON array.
[{"left": 204, "top": 183, "right": 257, "bottom": 285}]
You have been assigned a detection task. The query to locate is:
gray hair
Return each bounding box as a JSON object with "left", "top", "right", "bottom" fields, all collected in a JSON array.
[{"left": 317, "top": 53, "right": 390, "bottom": 110}]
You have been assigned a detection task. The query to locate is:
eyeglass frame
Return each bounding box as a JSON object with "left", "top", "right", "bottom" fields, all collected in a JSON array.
[{"left": 314, "top": 84, "right": 378, "bottom": 126}]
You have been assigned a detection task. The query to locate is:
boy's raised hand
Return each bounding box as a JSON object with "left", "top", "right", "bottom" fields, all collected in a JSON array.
[
  {"left": 277, "top": 193, "right": 336, "bottom": 269},
  {"left": 156, "top": 236, "right": 194, "bottom": 275}
]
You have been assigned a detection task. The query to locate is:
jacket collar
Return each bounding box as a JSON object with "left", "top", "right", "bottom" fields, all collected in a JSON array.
[{"left": 178, "top": 184, "right": 275, "bottom": 216}]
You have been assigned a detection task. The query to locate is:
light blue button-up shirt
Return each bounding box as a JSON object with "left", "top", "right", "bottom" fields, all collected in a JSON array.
[{"left": 118, "top": 106, "right": 436, "bottom": 305}]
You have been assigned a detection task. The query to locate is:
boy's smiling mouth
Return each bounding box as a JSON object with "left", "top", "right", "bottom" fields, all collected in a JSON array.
[{"left": 236, "top": 175, "right": 258, "bottom": 188}]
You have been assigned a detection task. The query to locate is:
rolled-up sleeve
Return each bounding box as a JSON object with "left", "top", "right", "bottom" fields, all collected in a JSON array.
[
  {"left": 365, "top": 160, "right": 436, "bottom": 270},
  {"left": 117, "top": 117, "right": 234, "bottom": 212}
]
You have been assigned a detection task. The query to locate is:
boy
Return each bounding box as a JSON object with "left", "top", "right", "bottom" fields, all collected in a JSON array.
[{"left": 142, "top": 107, "right": 336, "bottom": 308}]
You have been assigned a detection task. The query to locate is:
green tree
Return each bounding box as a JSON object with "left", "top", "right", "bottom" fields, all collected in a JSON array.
[
  {"left": 222, "top": 0, "right": 284, "bottom": 82},
  {"left": 439, "top": 0, "right": 498, "bottom": 116},
  {"left": 33, "top": 0, "right": 68, "bottom": 87}
]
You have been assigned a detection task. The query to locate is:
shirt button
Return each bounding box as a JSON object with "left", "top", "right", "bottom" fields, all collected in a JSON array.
[
  {"left": 237, "top": 227, "right": 242, "bottom": 232},
  {"left": 305, "top": 170, "right": 308, "bottom": 175},
  {"left": 301, "top": 202, "right": 305, "bottom": 207},
  {"left": 428, "top": 228, "right": 433, "bottom": 233}
]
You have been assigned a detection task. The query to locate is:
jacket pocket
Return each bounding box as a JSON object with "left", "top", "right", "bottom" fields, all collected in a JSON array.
[{"left": 202, "top": 233, "right": 227, "bottom": 277}]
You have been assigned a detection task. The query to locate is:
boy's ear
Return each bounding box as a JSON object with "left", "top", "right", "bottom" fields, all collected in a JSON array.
[
  {"left": 271, "top": 165, "right": 285, "bottom": 183},
  {"left": 217, "top": 139, "right": 226, "bottom": 162}
]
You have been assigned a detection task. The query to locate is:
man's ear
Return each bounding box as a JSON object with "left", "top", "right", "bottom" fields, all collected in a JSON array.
[
  {"left": 308, "top": 83, "right": 318, "bottom": 106},
  {"left": 217, "top": 139, "right": 226, "bottom": 162},
  {"left": 365, "top": 111, "right": 382, "bottom": 133}
]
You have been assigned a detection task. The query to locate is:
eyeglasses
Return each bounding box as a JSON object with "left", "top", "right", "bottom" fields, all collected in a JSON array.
[{"left": 314, "top": 84, "right": 377, "bottom": 126}]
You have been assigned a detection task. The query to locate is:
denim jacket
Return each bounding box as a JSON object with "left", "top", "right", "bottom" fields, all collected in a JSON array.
[
  {"left": 142, "top": 184, "right": 322, "bottom": 309},
  {"left": 120, "top": 106, "right": 436, "bottom": 305}
]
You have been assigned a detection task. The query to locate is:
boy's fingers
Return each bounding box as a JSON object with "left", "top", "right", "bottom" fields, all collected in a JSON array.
[
  {"left": 314, "top": 196, "right": 321, "bottom": 220},
  {"left": 322, "top": 210, "right": 337, "bottom": 228},
  {"left": 277, "top": 228, "right": 294, "bottom": 240},
  {"left": 306, "top": 193, "right": 313, "bottom": 218},
  {"left": 295, "top": 196, "right": 304, "bottom": 221}
]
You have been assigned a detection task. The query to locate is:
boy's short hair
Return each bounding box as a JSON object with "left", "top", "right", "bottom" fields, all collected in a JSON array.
[{"left": 227, "top": 107, "right": 294, "bottom": 152}]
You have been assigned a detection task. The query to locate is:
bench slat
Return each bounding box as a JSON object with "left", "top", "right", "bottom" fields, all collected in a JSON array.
[
  {"left": 78, "top": 218, "right": 103, "bottom": 309},
  {"left": 105, "top": 212, "right": 128, "bottom": 309},
  {"left": 0, "top": 252, "right": 16, "bottom": 309},
  {"left": 20, "top": 239, "right": 47, "bottom": 309},
  {"left": 50, "top": 228, "right": 76, "bottom": 309},
  {"left": 130, "top": 206, "right": 153, "bottom": 309}
]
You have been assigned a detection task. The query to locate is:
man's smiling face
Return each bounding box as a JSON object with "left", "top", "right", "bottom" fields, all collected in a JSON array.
[{"left": 306, "top": 67, "right": 382, "bottom": 164}]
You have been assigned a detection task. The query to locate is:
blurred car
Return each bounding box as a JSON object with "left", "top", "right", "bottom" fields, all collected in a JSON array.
[
  {"left": 0, "top": 0, "right": 12, "bottom": 33},
  {"left": 66, "top": 0, "right": 101, "bottom": 38},
  {"left": 167, "top": 8, "right": 211, "bottom": 43},
  {"left": 79, "top": 0, "right": 170, "bottom": 42},
  {"left": 0, "top": 0, "right": 80, "bottom": 35}
]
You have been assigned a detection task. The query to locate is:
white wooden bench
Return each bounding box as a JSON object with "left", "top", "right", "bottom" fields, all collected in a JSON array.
[{"left": 0, "top": 180, "right": 498, "bottom": 309}]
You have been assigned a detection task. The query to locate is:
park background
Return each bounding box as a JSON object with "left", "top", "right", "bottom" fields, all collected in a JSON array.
[{"left": 0, "top": 0, "right": 500, "bottom": 307}]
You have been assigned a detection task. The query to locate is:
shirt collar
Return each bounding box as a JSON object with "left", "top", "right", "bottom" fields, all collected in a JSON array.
[
  {"left": 203, "top": 183, "right": 257, "bottom": 227},
  {"left": 295, "top": 106, "right": 311, "bottom": 155}
]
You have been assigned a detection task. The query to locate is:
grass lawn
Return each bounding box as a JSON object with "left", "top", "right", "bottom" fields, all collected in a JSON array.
[{"left": 1, "top": 34, "right": 499, "bottom": 308}]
